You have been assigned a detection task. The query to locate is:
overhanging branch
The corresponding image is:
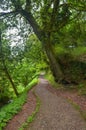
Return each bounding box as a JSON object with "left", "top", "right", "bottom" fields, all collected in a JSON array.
[
  {"left": 25, "top": 0, "right": 31, "bottom": 12},
  {"left": 0, "top": 10, "right": 18, "bottom": 17},
  {"left": 59, "top": 3, "right": 86, "bottom": 12},
  {"left": 49, "top": 0, "right": 60, "bottom": 32},
  {"left": 52, "top": 12, "right": 81, "bottom": 32},
  {"left": 20, "top": 9, "right": 44, "bottom": 42}
]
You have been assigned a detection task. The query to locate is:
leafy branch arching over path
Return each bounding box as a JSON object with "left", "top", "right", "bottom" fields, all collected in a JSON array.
[{"left": 25, "top": 78, "right": 86, "bottom": 130}]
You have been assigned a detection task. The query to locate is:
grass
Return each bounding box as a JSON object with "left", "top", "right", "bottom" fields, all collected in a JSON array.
[
  {"left": 0, "top": 78, "right": 38, "bottom": 130},
  {"left": 24, "top": 78, "right": 38, "bottom": 92},
  {"left": 77, "top": 83, "right": 86, "bottom": 96},
  {"left": 45, "top": 70, "right": 62, "bottom": 89},
  {"left": 18, "top": 92, "right": 41, "bottom": 130}
]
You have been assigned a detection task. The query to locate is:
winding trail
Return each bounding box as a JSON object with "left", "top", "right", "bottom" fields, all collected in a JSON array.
[{"left": 25, "top": 78, "right": 86, "bottom": 130}]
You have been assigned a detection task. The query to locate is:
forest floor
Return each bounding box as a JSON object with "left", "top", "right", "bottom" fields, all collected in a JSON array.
[{"left": 4, "top": 78, "right": 86, "bottom": 130}]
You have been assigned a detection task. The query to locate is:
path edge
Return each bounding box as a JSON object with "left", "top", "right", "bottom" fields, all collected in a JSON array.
[{"left": 18, "top": 90, "right": 41, "bottom": 130}]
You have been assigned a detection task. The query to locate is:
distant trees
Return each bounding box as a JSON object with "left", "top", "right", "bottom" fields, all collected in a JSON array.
[{"left": 0, "top": 29, "right": 46, "bottom": 105}]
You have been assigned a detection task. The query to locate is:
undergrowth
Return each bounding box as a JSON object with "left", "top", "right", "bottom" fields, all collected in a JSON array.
[
  {"left": 0, "top": 92, "right": 27, "bottom": 130},
  {"left": 71, "top": 47, "right": 86, "bottom": 57},
  {"left": 45, "top": 70, "right": 62, "bottom": 89},
  {"left": 24, "top": 78, "right": 38, "bottom": 92},
  {"left": 0, "top": 78, "right": 38, "bottom": 130},
  {"left": 77, "top": 83, "right": 86, "bottom": 96}
]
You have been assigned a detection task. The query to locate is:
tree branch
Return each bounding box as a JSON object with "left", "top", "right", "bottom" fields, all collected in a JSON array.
[
  {"left": 25, "top": 0, "right": 31, "bottom": 12},
  {"left": 59, "top": 3, "right": 86, "bottom": 12},
  {"left": 0, "top": 11, "right": 18, "bottom": 17},
  {"left": 53, "top": 12, "right": 81, "bottom": 32},
  {"left": 50, "top": 0, "right": 60, "bottom": 32},
  {"left": 20, "top": 9, "right": 44, "bottom": 42},
  {"left": 51, "top": 0, "right": 60, "bottom": 18}
]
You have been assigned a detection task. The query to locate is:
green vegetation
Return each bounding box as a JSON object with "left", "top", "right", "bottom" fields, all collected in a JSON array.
[
  {"left": 18, "top": 92, "right": 41, "bottom": 130},
  {"left": 45, "top": 70, "right": 62, "bottom": 89},
  {"left": 0, "top": 0, "right": 86, "bottom": 129},
  {"left": 24, "top": 78, "right": 39, "bottom": 92},
  {"left": 77, "top": 83, "right": 86, "bottom": 96},
  {"left": 0, "top": 78, "right": 38, "bottom": 130},
  {"left": 0, "top": 92, "right": 27, "bottom": 130},
  {"left": 71, "top": 47, "right": 86, "bottom": 57},
  {"left": 0, "top": 33, "right": 45, "bottom": 107},
  {"left": 0, "top": 0, "right": 86, "bottom": 84},
  {"left": 0, "top": 0, "right": 86, "bottom": 93},
  {"left": 55, "top": 46, "right": 86, "bottom": 84}
]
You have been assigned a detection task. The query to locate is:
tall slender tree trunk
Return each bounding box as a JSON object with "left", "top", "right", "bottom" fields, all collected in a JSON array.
[
  {"left": 44, "top": 41, "right": 64, "bottom": 82},
  {"left": 3, "top": 64, "right": 19, "bottom": 96},
  {"left": 0, "top": 30, "right": 19, "bottom": 96}
]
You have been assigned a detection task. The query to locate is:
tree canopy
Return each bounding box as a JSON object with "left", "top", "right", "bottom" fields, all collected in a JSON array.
[{"left": 0, "top": 0, "right": 86, "bottom": 90}]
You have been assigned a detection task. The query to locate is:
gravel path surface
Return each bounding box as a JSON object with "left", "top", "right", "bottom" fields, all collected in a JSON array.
[{"left": 25, "top": 78, "right": 86, "bottom": 130}]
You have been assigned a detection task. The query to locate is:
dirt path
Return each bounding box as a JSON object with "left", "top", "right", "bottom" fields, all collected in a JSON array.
[
  {"left": 25, "top": 78, "right": 86, "bottom": 130},
  {"left": 4, "top": 90, "right": 36, "bottom": 130}
]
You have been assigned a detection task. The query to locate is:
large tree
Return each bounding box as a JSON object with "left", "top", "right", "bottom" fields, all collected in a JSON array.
[{"left": 0, "top": 0, "right": 85, "bottom": 82}]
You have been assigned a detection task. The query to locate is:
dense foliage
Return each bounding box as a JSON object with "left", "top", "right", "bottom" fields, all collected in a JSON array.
[
  {"left": 0, "top": 78, "right": 38, "bottom": 130},
  {"left": 0, "top": 92, "right": 27, "bottom": 130},
  {"left": 0, "top": 32, "right": 46, "bottom": 107},
  {"left": 0, "top": 1, "right": 86, "bottom": 128},
  {"left": 0, "top": 0, "right": 85, "bottom": 82}
]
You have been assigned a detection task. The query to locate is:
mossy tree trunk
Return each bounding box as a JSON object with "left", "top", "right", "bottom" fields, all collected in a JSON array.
[
  {"left": 44, "top": 41, "right": 64, "bottom": 82},
  {"left": 3, "top": 64, "right": 19, "bottom": 96}
]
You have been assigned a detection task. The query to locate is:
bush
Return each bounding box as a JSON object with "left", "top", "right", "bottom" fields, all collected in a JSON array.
[
  {"left": 0, "top": 78, "right": 38, "bottom": 130},
  {"left": 25, "top": 78, "right": 38, "bottom": 92},
  {"left": 0, "top": 92, "right": 27, "bottom": 130},
  {"left": 57, "top": 51, "right": 86, "bottom": 83}
]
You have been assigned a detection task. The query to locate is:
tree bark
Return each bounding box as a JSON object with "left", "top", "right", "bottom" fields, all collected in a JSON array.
[
  {"left": 20, "top": 10, "right": 64, "bottom": 82},
  {"left": 3, "top": 64, "right": 19, "bottom": 96},
  {"left": 44, "top": 42, "right": 64, "bottom": 82},
  {"left": 20, "top": 10, "right": 44, "bottom": 42}
]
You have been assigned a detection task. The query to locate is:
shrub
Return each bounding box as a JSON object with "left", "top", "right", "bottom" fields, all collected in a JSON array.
[
  {"left": 57, "top": 51, "right": 86, "bottom": 83},
  {"left": 0, "top": 92, "right": 27, "bottom": 130}
]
